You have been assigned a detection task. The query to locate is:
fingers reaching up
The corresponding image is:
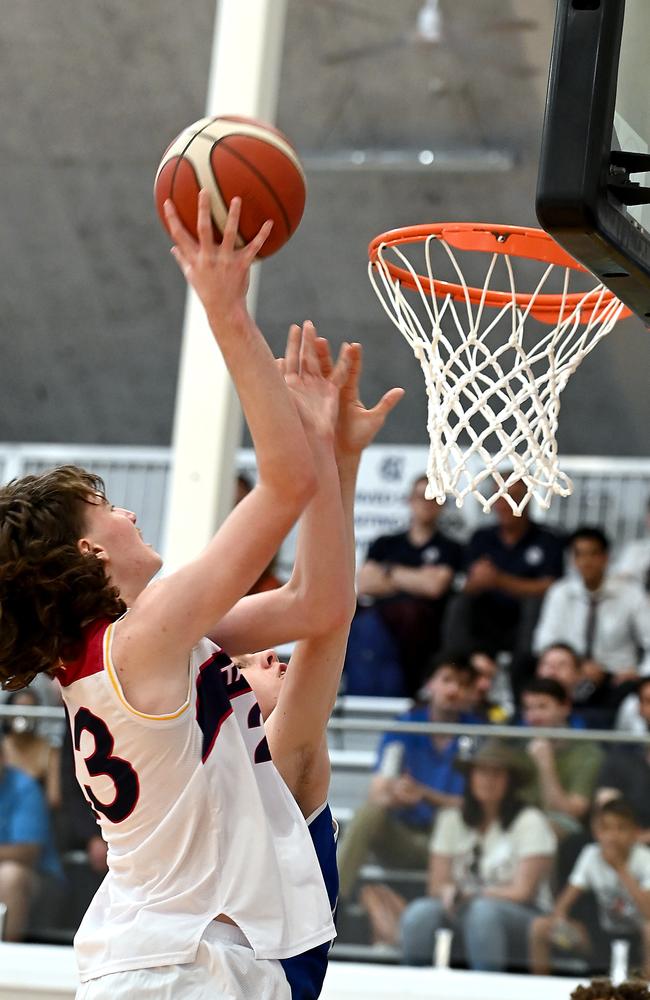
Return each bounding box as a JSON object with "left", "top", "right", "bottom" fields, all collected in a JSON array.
[{"left": 163, "top": 191, "right": 274, "bottom": 320}]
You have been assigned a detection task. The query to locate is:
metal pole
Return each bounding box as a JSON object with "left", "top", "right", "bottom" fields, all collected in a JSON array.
[{"left": 162, "top": 0, "right": 289, "bottom": 572}]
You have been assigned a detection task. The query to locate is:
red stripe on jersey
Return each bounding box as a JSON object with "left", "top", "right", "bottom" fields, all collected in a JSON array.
[{"left": 57, "top": 618, "right": 112, "bottom": 688}]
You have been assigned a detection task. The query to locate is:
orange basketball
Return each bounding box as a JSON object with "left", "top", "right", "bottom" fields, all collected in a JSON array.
[{"left": 154, "top": 115, "right": 306, "bottom": 258}]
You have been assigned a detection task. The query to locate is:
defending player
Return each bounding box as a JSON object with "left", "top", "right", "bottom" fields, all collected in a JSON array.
[
  {"left": 238, "top": 341, "right": 403, "bottom": 997},
  {"left": 0, "top": 193, "right": 351, "bottom": 998}
]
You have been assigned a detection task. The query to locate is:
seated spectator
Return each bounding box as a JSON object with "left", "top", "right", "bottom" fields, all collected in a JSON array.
[
  {"left": 533, "top": 527, "right": 650, "bottom": 714},
  {"left": 521, "top": 678, "right": 603, "bottom": 836},
  {"left": 463, "top": 648, "right": 511, "bottom": 723},
  {"left": 596, "top": 678, "right": 650, "bottom": 843},
  {"left": 55, "top": 724, "right": 108, "bottom": 879},
  {"left": 615, "top": 673, "right": 650, "bottom": 737},
  {"left": 443, "top": 479, "right": 565, "bottom": 701},
  {"left": 530, "top": 799, "right": 650, "bottom": 978},
  {"left": 348, "top": 475, "right": 463, "bottom": 697},
  {"left": 534, "top": 642, "right": 613, "bottom": 728},
  {"left": 400, "top": 739, "right": 556, "bottom": 970},
  {"left": 613, "top": 497, "right": 650, "bottom": 594},
  {"left": 0, "top": 742, "right": 61, "bottom": 941},
  {"left": 337, "top": 654, "right": 478, "bottom": 911},
  {"left": 2, "top": 690, "right": 60, "bottom": 808},
  {"left": 537, "top": 642, "right": 582, "bottom": 696}
]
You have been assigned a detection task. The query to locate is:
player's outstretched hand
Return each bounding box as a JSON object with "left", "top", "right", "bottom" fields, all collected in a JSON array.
[
  {"left": 279, "top": 321, "right": 350, "bottom": 445},
  {"left": 164, "top": 190, "right": 273, "bottom": 323},
  {"left": 315, "top": 340, "right": 404, "bottom": 459}
]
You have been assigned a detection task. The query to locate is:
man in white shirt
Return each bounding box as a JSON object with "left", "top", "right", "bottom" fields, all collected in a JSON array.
[
  {"left": 533, "top": 527, "right": 650, "bottom": 708},
  {"left": 614, "top": 498, "right": 650, "bottom": 593}
]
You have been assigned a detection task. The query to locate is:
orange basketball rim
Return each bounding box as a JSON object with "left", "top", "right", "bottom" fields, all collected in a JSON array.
[{"left": 368, "top": 222, "right": 631, "bottom": 325}]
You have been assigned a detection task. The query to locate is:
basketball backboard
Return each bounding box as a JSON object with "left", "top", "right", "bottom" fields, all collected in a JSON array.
[{"left": 536, "top": 0, "right": 650, "bottom": 325}]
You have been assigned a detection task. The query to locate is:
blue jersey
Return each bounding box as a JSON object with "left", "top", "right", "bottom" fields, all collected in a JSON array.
[{"left": 281, "top": 802, "right": 338, "bottom": 999}]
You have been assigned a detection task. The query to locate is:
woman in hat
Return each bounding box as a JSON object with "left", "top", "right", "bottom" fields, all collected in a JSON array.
[{"left": 400, "top": 738, "right": 556, "bottom": 971}]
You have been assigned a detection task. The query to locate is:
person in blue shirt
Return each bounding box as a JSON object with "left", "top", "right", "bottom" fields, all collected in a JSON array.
[
  {"left": 0, "top": 743, "right": 61, "bottom": 940},
  {"left": 337, "top": 654, "right": 480, "bottom": 911}
]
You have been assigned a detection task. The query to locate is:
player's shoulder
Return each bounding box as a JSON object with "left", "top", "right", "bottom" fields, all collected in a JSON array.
[{"left": 57, "top": 617, "right": 114, "bottom": 688}]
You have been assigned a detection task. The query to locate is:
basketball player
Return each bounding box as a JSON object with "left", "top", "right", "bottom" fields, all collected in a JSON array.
[
  {"left": 237, "top": 340, "right": 403, "bottom": 998},
  {"left": 0, "top": 193, "right": 355, "bottom": 998}
]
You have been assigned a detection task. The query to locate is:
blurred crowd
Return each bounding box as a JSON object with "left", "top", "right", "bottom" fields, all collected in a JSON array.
[{"left": 339, "top": 476, "right": 650, "bottom": 977}]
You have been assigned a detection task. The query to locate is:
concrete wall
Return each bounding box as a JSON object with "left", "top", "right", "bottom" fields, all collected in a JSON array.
[{"left": 0, "top": 0, "right": 647, "bottom": 453}]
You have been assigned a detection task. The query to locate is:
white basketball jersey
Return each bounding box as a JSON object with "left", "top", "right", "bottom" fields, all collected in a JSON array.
[{"left": 56, "top": 618, "right": 335, "bottom": 983}]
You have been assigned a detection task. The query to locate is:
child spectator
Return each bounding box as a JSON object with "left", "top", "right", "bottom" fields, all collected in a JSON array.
[
  {"left": 400, "top": 739, "right": 555, "bottom": 970},
  {"left": 530, "top": 799, "right": 650, "bottom": 978}
]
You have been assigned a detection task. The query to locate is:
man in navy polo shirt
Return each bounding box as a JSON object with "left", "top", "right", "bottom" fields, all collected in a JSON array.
[
  {"left": 337, "top": 653, "right": 479, "bottom": 908},
  {"left": 348, "top": 474, "right": 463, "bottom": 697},
  {"left": 443, "top": 479, "right": 565, "bottom": 700}
]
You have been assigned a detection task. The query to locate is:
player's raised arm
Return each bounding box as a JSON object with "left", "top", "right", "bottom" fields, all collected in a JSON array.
[
  {"left": 264, "top": 343, "right": 403, "bottom": 816},
  {"left": 108, "top": 193, "right": 317, "bottom": 700},
  {"left": 209, "top": 322, "right": 354, "bottom": 655}
]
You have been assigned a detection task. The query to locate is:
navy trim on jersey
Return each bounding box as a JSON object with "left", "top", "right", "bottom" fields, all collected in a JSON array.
[{"left": 280, "top": 803, "right": 338, "bottom": 999}]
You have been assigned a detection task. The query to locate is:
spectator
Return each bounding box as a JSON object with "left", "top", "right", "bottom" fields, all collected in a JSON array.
[
  {"left": 337, "top": 654, "right": 478, "bottom": 909},
  {"left": 55, "top": 724, "right": 108, "bottom": 879},
  {"left": 615, "top": 673, "right": 650, "bottom": 737},
  {"left": 0, "top": 742, "right": 61, "bottom": 941},
  {"left": 348, "top": 475, "right": 463, "bottom": 697},
  {"left": 535, "top": 642, "right": 612, "bottom": 728},
  {"left": 533, "top": 527, "right": 650, "bottom": 713},
  {"left": 400, "top": 739, "right": 556, "bottom": 970},
  {"left": 613, "top": 497, "right": 650, "bottom": 594},
  {"left": 530, "top": 799, "right": 650, "bottom": 978},
  {"left": 0, "top": 671, "right": 65, "bottom": 749},
  {"left": 2, "top": 690, "right": 60, "bottom": 808},
  {"left": 232, "top": 471, "right": 282, "bottom": 594},
  {"left": 537, "top": 643, "right": 583, "bottom": 700},
  {"left": 443, "top": 479, "right": 565, "bottom": 700},
  {"left": 596, "top": 677, "right": 650, "bottom": 843},
  {"left": 521, "top": 677, "right": 603, "bottom": 836},
  {"left": 464, "top": 648, "right": 512, "bottom": 723}
]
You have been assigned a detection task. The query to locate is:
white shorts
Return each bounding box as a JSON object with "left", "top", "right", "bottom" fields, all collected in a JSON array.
[{"left": 75, "top": 921, "right": 292, "bottom": 1000}]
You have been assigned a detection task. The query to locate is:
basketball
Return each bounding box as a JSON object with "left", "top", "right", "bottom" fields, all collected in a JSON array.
[{"left": 154, "top": 115, "right": 306, "bottom": 258}]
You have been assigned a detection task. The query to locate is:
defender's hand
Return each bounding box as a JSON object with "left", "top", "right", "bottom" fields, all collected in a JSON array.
[{"left": 315, "top": 340, "right": 404, "bottom": 459}]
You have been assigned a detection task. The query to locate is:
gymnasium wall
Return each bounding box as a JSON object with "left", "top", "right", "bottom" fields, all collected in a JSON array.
[{"left": 0, "top": 0, "right": 647, "bottom": 455}]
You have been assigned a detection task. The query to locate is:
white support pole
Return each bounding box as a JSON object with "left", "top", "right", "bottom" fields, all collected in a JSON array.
[{"left": 162, "top": 0, "right": 288, "bottom": 572}]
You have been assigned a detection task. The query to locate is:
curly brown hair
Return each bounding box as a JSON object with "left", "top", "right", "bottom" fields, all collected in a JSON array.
[
  {"left": 571, "top": 979, "right": 650, "bottom": 1000},
  {"left": 0, "top": 466, "right": 126, "bottom": 690}
]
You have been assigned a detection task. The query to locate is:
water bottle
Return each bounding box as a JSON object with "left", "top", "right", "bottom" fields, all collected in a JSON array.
[
  {"left": 378, "top": 742, "right": 405, "bottom": 779},
  {"left": 433, "top": 927, "right": 453, "bottom": 968}
]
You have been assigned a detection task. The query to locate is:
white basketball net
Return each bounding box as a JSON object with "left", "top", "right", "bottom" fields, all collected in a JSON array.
[{"left": 369, "top": 233, "right": 628, "bottom": 514}]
